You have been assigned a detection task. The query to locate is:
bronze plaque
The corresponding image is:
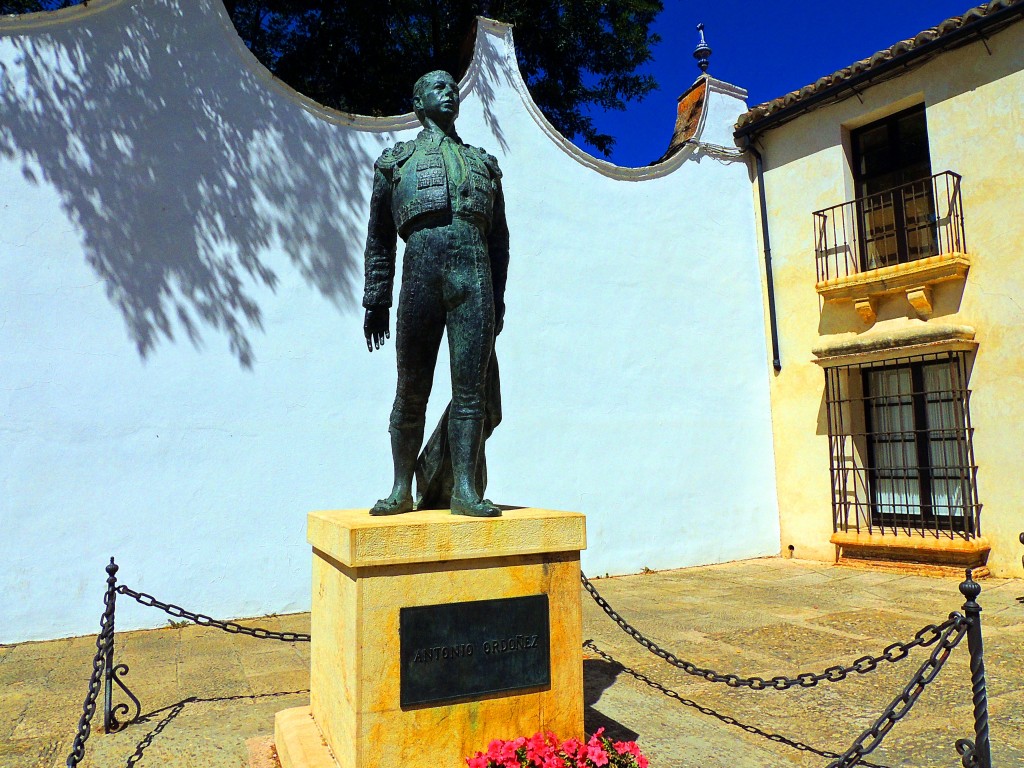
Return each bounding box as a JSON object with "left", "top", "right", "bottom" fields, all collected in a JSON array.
[{"left": 399, "top": 594, "right": 551, "bottom": 707}]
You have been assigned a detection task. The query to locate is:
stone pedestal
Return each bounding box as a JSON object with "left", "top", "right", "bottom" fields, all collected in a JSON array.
[{"left": 275, "top": 507, "right": 586, "bottom": 768}]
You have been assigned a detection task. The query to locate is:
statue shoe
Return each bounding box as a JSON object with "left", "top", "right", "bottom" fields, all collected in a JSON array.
[
  {"left": 451, "top": 496, "right": 501, "bottom": 518},
  {"left": 369, "top": 496, "right": 414, "bottom": 516}
]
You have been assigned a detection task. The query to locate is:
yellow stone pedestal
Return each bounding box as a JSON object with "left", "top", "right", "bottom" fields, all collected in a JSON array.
[{"left": 275, "top": 507, "right": 586, "bottom": 768}]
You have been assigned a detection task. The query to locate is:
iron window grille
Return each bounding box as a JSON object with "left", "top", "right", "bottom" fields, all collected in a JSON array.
[
  {"left": 813, "top": 171, "right": 965, "bottom": 282},
  {"left": 825, "top": 351, "right": 980, "bottom": 539}
]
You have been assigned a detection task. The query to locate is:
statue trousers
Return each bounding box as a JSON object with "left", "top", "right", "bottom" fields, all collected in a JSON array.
[{"left": 390, "top": 217, "right": 495, "bottom": 431}]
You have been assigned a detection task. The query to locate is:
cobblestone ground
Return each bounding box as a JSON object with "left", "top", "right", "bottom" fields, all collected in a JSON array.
[{"left": 1, "top": 558, "right": 1021, "bottom": 768}]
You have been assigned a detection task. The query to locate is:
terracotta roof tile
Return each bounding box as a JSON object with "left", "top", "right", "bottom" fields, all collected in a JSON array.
[{"left": 652, "top": 76, "right": 707, "bottom": 164}]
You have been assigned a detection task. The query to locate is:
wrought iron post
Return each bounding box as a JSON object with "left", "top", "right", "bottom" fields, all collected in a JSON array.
[
  {"left": 102, "top": 557, "right": 118, "bottom": 734},
  {"left": 955, "top": 569, "right": 992, "bottom": 768}
]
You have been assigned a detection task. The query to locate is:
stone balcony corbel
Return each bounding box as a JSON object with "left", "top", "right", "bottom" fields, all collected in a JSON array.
[
  {"left": 816, "top": 252, "right": 970, "bottom": 323},
  {"left": 853, "top": 297, "right": 876, "bottom": 324},
  {"left": 905, "top": 284, "right": 934, "bottom": 318}
]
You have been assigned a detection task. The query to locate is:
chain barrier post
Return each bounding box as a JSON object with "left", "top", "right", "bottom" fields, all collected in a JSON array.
[
  {"left": 102, "top": 557, "right": 118, "bottom": 734},
  {"left": 955, "top": 569, "right": 992, "bottom": 768},
  {"left": 65, "top": 558, "right": 119, "bottom": 767}
]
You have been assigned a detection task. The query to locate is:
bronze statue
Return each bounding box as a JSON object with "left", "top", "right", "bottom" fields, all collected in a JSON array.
[{"left": 363, "top": 70, "right": 509, "bottom": 518}]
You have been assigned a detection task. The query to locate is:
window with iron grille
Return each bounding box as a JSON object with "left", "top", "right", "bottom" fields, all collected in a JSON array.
[{"left": 824, "top": 351, "right": 980, "bottom": 539}]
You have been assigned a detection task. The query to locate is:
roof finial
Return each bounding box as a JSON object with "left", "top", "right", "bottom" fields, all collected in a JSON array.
[{"left": 694, "top": 23, "right": 712, "bottom": 73}]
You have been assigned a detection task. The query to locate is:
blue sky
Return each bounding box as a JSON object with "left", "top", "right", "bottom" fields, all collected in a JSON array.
[{"left": 582, "top": 0, "right": 981, "bottom": 166}]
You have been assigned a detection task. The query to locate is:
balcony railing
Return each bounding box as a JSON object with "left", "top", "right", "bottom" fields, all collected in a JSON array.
[{"left": 813, "top": 171, "right": 965, "bottom": 283}]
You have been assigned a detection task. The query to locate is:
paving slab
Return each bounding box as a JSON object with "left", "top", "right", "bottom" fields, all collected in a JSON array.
[{"left": 1, "top": 557, "right": 1021, "bottom": 768}]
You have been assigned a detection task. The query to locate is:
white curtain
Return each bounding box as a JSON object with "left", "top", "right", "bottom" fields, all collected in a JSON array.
[{"left": 867, "top": 367, "right": 919, "bottom": 517}]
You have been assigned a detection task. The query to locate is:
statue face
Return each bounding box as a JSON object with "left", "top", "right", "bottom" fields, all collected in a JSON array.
[{"left": 415, "top": 73, "right": 460, "bottom": 125}]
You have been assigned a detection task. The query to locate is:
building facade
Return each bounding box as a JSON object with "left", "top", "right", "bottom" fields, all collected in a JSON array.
[{"left": 737, "top": 0, "right": 1024, "bottom": 578}]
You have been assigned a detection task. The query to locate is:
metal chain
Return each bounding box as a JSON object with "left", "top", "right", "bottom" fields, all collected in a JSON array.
[
  {"left": 581, "top": 571, "right": 958, "bottom": 691},
  {"left": 826, "top": 614, "right": 969, "bottom": 767},
  {"left": 582, "top": 640, "right": 898, "bottom": 768},
  {"left": 66, "top": 588, "right": 115, "bottom": 767},
  {"left": 116, "top": 585, "right": 311, "bottom": 642}
]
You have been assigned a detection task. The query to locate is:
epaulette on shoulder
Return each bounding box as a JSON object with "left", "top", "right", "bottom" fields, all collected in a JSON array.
[
  {"left": 470, "top": 146, "right": 502, "bottom": 179},
  {"left": 375, "top": 140, "right": 415, "bottom": 172}
]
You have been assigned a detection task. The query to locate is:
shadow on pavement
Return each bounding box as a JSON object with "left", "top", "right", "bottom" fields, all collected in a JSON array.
[
  {"left": 584, "top": 657, "right": 640, "bottom": 742},
  {"left": 124, "top": 689, "right": 308, "bottom": 768},
  {"left": 585, "top": 641, "right": 894, "bottom": 768}
]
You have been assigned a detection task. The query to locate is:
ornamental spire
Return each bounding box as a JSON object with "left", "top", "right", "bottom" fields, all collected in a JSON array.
[{"left": 694, "top": 23, "right": 712, "bottom": 73}]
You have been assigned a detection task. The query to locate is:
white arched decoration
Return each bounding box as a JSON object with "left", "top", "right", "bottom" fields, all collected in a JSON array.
[{"left": 0, "top": 0, "right": 778, "bottom": 642}]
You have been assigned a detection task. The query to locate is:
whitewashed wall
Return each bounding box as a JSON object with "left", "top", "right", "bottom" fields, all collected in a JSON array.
[{"left": 0, "top": 0, "right": 779, "bottom": 642}]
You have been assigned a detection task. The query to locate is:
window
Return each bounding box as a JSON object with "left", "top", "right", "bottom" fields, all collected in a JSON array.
[
  {"left": 825, "top": 352, "right": 980, "bottom": 538},
  {"left": 851, "top": 105, "right": 937, "bottom": 270},
  {"left": 813, "top": 105, "right": 964, "bottom": 286}
]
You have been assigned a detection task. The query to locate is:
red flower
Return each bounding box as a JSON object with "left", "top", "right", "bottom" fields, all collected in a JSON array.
[
  {"left": 525, "top": 732, "right": 554, "bottom": 765},
  {"left": 561, "top": 738, "right": 583, "bottom": 761},
  {"left": 486, "top": 740, "right": 505, "bottom": 761},
  {"left": 612, "top": 740, "right": 647, "bottom": 768},
  {"left": 583, "top": 743, "right": 609, "bottom": 767},
  {"left": 468, "top": 731, "right": 646, "bottom": 768}
]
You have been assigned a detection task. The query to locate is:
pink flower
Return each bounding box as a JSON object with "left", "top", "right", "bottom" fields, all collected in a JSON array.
[
  {"left": 484, "top": 736, "right": 524, "bottom": 768},
  {"left": 486, "top": 740, "right": 505, "bottom": 761},
  {"left": 525, "top": 732, "right": 554, "bottom": 765},
  {"left": 611, "top": 740, "right": 648, "bottom": 768},
  {"left": 561, "top": 738, "right": 583, "bottom": 761},
  {"left": 612, "top": 741, "right": 639, "bottom": 758},
  {"left": 469, "top": 731, "right": 642, "bottom": 768},
  {"left": 584, "top": 743, "right": 609, "bottom": 767}
]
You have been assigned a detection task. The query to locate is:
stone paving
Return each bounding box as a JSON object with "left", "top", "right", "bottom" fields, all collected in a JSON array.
[{"left": 1, "top": 558, "right": 1022, "bottom": 768}]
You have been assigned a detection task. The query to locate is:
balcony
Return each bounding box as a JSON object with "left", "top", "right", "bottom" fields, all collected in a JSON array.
[{"left": 813, "top": 171, "right": 968, "bottom": 323}]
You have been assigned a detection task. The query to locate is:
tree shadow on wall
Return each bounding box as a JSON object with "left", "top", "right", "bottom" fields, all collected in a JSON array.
[
  {"left": 467, "top": 22, "right": 509, "bottom": 155},
  {"left": 0, "top": 0, "right": 375, "bottom": 367}
]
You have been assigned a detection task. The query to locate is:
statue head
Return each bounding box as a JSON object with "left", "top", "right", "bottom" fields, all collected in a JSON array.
[{"left": 412, "top": 70, "right": 460, "bottom": 128}]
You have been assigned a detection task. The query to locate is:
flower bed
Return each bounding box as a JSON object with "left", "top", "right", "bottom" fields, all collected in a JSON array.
[{"left": 467, "top": 729, "right": 648, "bottom": 768}]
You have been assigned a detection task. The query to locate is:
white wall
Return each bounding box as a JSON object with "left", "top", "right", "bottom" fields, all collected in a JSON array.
[{"left": 0, "top": 0, "right": 779, "bottom": 642}]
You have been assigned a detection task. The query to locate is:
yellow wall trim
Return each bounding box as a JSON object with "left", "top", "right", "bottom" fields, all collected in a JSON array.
[
  {"left": 831, "top": 530, "right": 989, "bottom": 554},
  {"left": 812, "top": 324, "right": 976, "bottom": 367},
  {"left": 831, "top": 531, "right": 990, "bottom": 573}
]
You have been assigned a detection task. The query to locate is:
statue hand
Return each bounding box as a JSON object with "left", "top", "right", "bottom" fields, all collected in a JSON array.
[
  {"left": 495, "top": 304, "right": 505, "bottom": 337},
  {"left": 364, "top": 307, "right": 390, "bottom": 351}
]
